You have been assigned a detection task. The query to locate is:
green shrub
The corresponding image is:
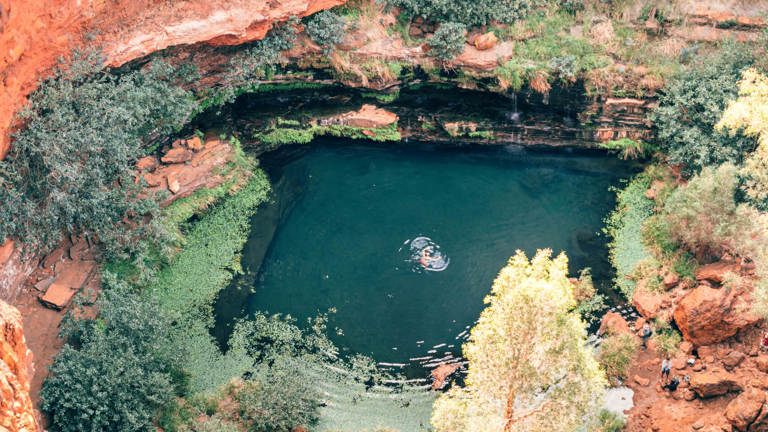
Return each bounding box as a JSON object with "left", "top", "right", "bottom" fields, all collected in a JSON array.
[
  {"left": 234, "top": 358, "right": 321, "bottom": 432},
  {"left": 305, "top": 10, "right": 347, "bottom": 53},
  {"left": 561, "top": 0, "right": 584, "bottom": 15},
  {"left": 672, "top": 251, "right": 699, "bottom": 281},
  {"left": 658, "top": 163, "right": 762, "bottom": 257},
  {"left": 388, "top": 0, "right": 542, "bottom": 27},
  {"left": 1, "top": 50, "right": 194, "bottom": 256},
  {"left": 599, "top": 138, "right": 658, "bottom": 160},
  {"left": 152, "top": 173, "right": 272, "bottom": 394},
  {"left": 153, "top": 172, "right": 270, "bottom": 322},
  {"left": 641, "top": 215, "right": 677, "bottom": 257},
  {"left": 41, "top": 286, "right": 177, "bottom": 432},
  {"left": 426, "top": 22, "right": 467, "bottom": 61},
  {"left": 549, "top": 55, "right": 579, "bottom": 83},
  {"left": 573, "top": 268, "right": 607, "bottom": 322},
  {"left": 220, "top": 21, "right": 298, "bottom": 106},
  {"left": 592, "top": 409, "right": 627, "bottom": 432},
  {"left": 605, "top": 174, "right": 655, "bottom": 299},
  {"left": 598, "top": 332, "right": 639, "bottom": 384},
  {"left": 648, "top": 41, "right": 756, "bottom": 174},
  {"left": 652, "top": 319, "right": 681, "bottom": 356}
]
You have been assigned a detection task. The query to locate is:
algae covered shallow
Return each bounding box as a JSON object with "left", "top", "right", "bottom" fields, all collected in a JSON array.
[{"left": 229, "top": 139, "right": 633, "bottom": 365}]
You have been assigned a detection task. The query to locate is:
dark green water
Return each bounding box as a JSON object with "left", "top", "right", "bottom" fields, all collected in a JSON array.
[{"left": 239, "top": 140, "right": 631, "bottom": 364}]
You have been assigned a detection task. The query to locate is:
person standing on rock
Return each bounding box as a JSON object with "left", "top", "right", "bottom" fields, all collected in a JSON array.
[
  {"left": 640, "top": 323, "right": 652, "bottom": 349},
  {"left": 660, "top": 358, "right": 671, "bottom": 384},
  {"left": 761, "top": 331, "right": 768, "bottom": 351}
]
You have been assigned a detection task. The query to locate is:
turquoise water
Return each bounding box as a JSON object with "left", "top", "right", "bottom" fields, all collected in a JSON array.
[{"left": 240, "top": 140, "right": 631, "bottom": 366}]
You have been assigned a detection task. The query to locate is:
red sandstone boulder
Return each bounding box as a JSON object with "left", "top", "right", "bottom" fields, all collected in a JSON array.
[
  {"left": 690, "top": 370, "right": 743, "bottom": 398},
  {"left": 722, "top": 351, "right": 746, "bottom": 371},
  {"left": 38, "top": 282, "right": 77, "bottom": 310},
  {"left": 0, "top": 301, "right": 37, "bottom": 432},
  {"left": 452, "top": 41, "right": 516, "bottom": 70},
  {"left": 161, "top": 147, "right": 194, "bottom": 164},
  {"left": 167, "top": 173, "right": 181, "bottom": 194},
  {"left": 634, "top": 374, "right": 649, "bottom": 386},
  {"left": 141, "top": 172, "right": 163, "bottom": 187},
  {"left": 757, "top": 356, "right": 768, "bottom": 373},
  {"left": 633, "top": 285, "right": 665, "bottom": 320},
  {"left": 680, "top": 340, "right": 694, "bottom": 355},
  {"left": 725, "top": 387, "right": 765, "bottom": 431},
  {"left": 696, "top": 261, "right": 741, "bottom": 284},
  {"left": 598, "top": 312, "right": 632, "bottom": 336},
  {"left": 672, "top": 284, "right": 760, "bottom": 346},
  {"left": 751, "top": 403, "right": 768, "bottom": 432},
  {"left": 474, "top": 31, "right": 498, "bottom": 50},
  {"left": 320, "top": 104, "right": 398, "bottom": 129},
  {"left": 136, "top": 156, "right": 159, "bottom": 172},
  {"left": 186, "top": 136, "right": 204, "bottom": 151},
  {"left": 663, "top": 272, "right": 680, "bottom": 290}
]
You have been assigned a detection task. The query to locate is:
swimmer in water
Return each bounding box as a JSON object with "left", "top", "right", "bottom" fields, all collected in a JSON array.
[{"left": 420, "top": 247, "right": 441, "bottom": 268}]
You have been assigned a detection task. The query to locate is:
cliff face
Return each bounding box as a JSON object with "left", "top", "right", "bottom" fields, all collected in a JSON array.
[
  {"left": 0, "top": 300, "right": 36, "bottom": 432},
  {"left": 0, "top": 0, "right": 346, "bottom": 159}
]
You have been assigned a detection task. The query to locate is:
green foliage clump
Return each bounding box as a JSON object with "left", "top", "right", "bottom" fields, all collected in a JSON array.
[
  {"left": 41, "top": 284, "right": 178, "bottom": 432},
  {"left": 426, "top": 22, "right": 467, "bottom": 61},
  {"left": 599, "top": 138, "right": 658, "bottom": 160},
  {"left": 1, "top": 50, "right": 194, "bottom": 256},
  {"left": 388, "top": 0, "right": 542, "bottom": 27},
  {"left": 651, "top": 319, "right": 681, "bottom": 356},
  {"left": 592, "top": 409, "right": 627, "bottom": 432},
  {"left": 150, "top": 173, "right": 270, "bottom": 395},
  {"left": 218, "top": 21, "right": 298, "bottom": 107},
  {"left": 305, "top": 10, "right": 347, "bottom": 53},
  {"left": 153, "top": 172, "right": 270, "bottom": 324},
  {"left": 655, "top": 163, "right": 762, "bottom": 258},
  {"left": 649, "top": 42, "right": 756, "bottom": 174},
  {"left": 549, "top": 55, "right": 579, "bottom": 83},
  {"left": 252, "top": 121, "right": 401, "bottom": 146},
  {"left": 573, "top": 268, "right": 608, "bottom": 323},
  {"left": 234, "top": 358, "right": 320, "bottom": 432},
  {"left": 598, "top": 332, "right": 639, "bottom": 384},
  {"left": 605, "top": 174, "right": 654, "bottom": 299}
]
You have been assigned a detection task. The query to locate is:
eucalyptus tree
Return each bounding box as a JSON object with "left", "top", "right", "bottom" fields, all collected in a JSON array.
[{"left": 431, "top": 250, "right": 606, "bottom": 431}]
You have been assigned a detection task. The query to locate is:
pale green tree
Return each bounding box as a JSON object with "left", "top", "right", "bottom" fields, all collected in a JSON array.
[
  {"left": 717, "top": 68, "right": 768, "bottom": 204},
  {"left": 431, "top": 250, "right": 606, "bottom": 432}
]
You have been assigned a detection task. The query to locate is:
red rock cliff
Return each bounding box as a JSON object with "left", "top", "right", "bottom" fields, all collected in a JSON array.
[
  {"left": 0, "top": 300, "right": 36, "bottom": 432},
  {"left": 0, "top": 0, "right": 347, "bottom": 159}
]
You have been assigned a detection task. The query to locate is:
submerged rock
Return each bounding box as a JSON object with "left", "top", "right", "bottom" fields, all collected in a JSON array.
[{"left": 431, "top": 363, "right": 460, "bottom": 391}]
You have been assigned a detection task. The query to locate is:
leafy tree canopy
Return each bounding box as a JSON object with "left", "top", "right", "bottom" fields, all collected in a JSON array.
[
  {"left": 717, "top": 68, "right": 768, "bottom": 206},
  {"left": 389, "top": 0, "right": 542, "bottom": 27},
  {"left": 40, "top": 282, "right": 179, "bottom": 432},
  {"left": 648, "top": 42, "right": 756, "bottom": 174},
  {"left": 426, "top": 22, "right": 467, "bottom": 61},
  {"left": 0, "top": 50, "right": 195, "bottom": 256},
  {"left": 431, "top": 250, "right": 606, "bottom": 431}
]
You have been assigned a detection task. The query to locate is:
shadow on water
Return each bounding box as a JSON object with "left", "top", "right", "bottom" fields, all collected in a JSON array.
[
  {"left": 213, "top": 139, "right": 640, "bottom": 370},
  {"left": 211, "top": 146, "right": 310, "bottom": 348}
]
